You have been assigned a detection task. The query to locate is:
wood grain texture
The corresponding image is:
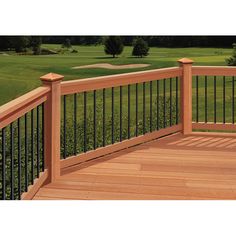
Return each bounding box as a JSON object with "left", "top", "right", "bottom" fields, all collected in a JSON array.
[
  {"left": 0, "top": 87, "right": 49, "bottom": 129},
  {"left": 61, "top": 67, "right": 182, "bottom": 95},
  {"left": 41, "top": 74, "right": 64, "bottom": 183},
  {"left": 192, "top": 66, "right": 236, "bottom": 76},
  {"left": 179, "top": 58, "right": 193, "bottom": 135},
  {"left": 192, "top": 122, "right": 236, "bottom": 131},
  {"left": 21, "top": 170, "right": 48, "bottom": 200},
  {"left": 34, "top": 133, "right": 236, "bottom": 200},
  {"left": 61, "top": 124, "right": 182, "bottom": 171}
]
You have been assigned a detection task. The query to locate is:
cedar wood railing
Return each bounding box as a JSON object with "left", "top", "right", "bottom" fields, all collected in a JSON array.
[{"left": 1, "top": 58, "right": 236, "bottom": 200}]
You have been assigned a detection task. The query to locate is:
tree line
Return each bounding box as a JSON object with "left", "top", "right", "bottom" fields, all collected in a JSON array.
[
  {"left": 1, "top": 36, "right": 236, "bottom": 65},
  {"left": 2, "top": 36, "right": 236, "bottom": 51}
]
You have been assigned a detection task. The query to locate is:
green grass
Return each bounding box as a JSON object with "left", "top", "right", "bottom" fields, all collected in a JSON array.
[
  {"left": 1, "top": 44, "right": 235, "bottom": 125},
  {"left": 0, "top": 45, "right": 232, "bottom": 106}
]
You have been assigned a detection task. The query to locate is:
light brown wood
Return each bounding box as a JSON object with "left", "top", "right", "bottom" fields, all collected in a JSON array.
[
  {"left": 192, "top": 131, "right": 236, "bottom": 138},
  {"left": 0, "top": 87, "right": 49, "bottom": 129},
  {"left": 33, "top": 133, "right": 236, "bottom": 200},
  {"left": 41, "top": 73, "right": 64, "bottom": 183},
  {"left": 61, "top": 67, "right": 182, "bottom": 95},
  {"left": 178, "top": 58, "right": 193, "bottom": 135},
  {"left": 21, "top": 169, "right": 48, "bottom": 200},
  {"left": 192, "top": 122, "right": 236, "bottom": 131},
  {"left": 193, "top": 66, "right": 236, "bottom": 76},
  {"left": 60, "top": 124, "right": 182, "bottom": 171}
]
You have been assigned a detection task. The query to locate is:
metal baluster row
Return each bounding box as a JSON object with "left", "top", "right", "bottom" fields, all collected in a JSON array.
[
  {"left": 195, "top": 76, "right": 235, "bottom": 124},
  {"left": 1, "top": 104, "right": 44, "bottom": 200},
  {"left": 62, "top": 77, "right": 180, "bottom": 159}
]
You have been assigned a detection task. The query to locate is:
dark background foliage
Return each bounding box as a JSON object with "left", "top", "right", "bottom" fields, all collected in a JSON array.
[{"left": 1, "top": 36, "right": 236, "bottom": 51}]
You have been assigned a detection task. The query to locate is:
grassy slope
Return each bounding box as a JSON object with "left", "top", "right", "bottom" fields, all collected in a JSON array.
[{"left": 0, "top": 45, "right": 232, "bottom": 105}]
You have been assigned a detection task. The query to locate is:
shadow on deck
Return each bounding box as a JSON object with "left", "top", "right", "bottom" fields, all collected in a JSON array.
[{"left": 34, "top": 132, "right": 236, "bottom": 200}]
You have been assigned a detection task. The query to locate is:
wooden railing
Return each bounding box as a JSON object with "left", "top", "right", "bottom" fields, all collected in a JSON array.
[
  {"left": 192, "top": 66, "right": 236, "bottom": 132},
  {"left": 0, "top": 87, "right": 49, "bottom": 200},
  {"left": 1, "top": 58, "right": 236, "bottom": 200},
  {"left": 60, "top": 66, "right": 182, "bottom": 171}
]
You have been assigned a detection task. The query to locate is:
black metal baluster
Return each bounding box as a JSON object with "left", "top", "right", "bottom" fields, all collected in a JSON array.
[
  {"left": 17, "top": 118, "right": 21, "bottom": 199},
  {"left": 214, "top": 76, "right": 217, "bottom": 123},
  {"left": 205, "top": 76, "right": 208, "bottom": 123},
  {"left": 25, "top": 114, "right": 28, "bottom": 192},
  {"left": 84, "top": 92, "right": 87, "bottom": 152},
  {"left": 93, "top": 91, "right": 97, "bottom": 149},
  {"left": 36, "top": 106, "right": 40, "bottom": 178},
  {"left": 196, "top": 76, "right": 199, "bottom": 122},
  {"left": 150, "top": 81, "right": 153, "bottom": 132},
  {"left": 157, "top": 80, "right": 159, "bottom": 129},
  {"left": 163, "top": 79, "right": 166, "bottom": 128},
  {"left": 63, "top": 95, "right": 66, "bottom": 159},
  {"left": 233, "top": 76, "right": 235, "bottom": 124},
  {"left": 2, "top": 127, "right": 6, "bottom": 200},
  {"left": 111, "top": 87, "right": 114, "bottom": 144},
  {"left": 120, "top": 86, "right": 122, "bottom": 142},
  {"left": 31, "top": 110, "right": 34, "bottom": 185},
  {"left": 135, "top": 83, "right": 138, "bottom": 137},
  {"left": 223, "top": 76, "right": 226, "bottom": 123},
  {"left": 74, "top": 93, "right": 77, "bottom": 155},
  {"left": 10, "top": 123, "right": 14, "bottom": 200},
  {"left": 103, "top": 89, "right": 106, "bottom": 147},
  {"left": 143, "top": 82, "right": 146, "bottom": 134},
  {"left": 42, "top": 104, "right": 44, "bottom": 172},
  {"left": 128, "top": 85, "right": 131, "bottom": 139},
  {"left": 176, "top": 77, "right": 178, "bottom": 124},
  {"left": 170, "top": 78, "right": 172, "bottom": 126}
]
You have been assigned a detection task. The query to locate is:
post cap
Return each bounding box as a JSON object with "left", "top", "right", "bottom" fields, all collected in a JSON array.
[
  {"left": 40, "top": 73, "right": 64, "bottom": 82},
  {"left": 177, "top": 58, "right": 194, "bottom": 64}
]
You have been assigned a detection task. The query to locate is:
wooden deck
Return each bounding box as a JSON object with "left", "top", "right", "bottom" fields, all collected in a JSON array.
[{"left": 33, "top": 132, "right": 236, "bottom": 200}]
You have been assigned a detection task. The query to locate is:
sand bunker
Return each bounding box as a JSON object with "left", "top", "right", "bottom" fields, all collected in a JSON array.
[{"left": 72, "top": 63, "right": 150, "bottom": 70}]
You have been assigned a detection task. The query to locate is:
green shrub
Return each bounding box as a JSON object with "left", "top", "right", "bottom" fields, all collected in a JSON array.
[
  {"left": 226, "top": 43, "right": 236, "bottom": 66},
  {"left": 60, "top": 95, "right": 178, "bottom": 158},
  {"left": 104, "top": 36, "right": 124, "bottom": 58},
  {"left": 62, "top": 39, "right": 71, "bottom": 49},
  {"left": 40, "top": 48, "right": 58, "bottom": 55},
  {"left": 132, "top": 38, "right": 149, "bottom": 58},
  {"left": 71, "top": 49, "right": 78, "bottom": 53}
]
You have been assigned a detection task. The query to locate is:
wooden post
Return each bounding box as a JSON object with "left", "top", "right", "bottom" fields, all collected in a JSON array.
[
  {"left": 178, "top": 58, "right": 194, "bottom": 135},
  {"left": 40, "top": 73, "right": 64, "bottom": 183}
]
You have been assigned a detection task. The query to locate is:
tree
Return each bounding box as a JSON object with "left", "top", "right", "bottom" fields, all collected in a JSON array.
[
  {"left": 226, "top": 43, "right": 236, "bottom": 66},
  {"left": 62, "top": 38, "right": 71, "bottom": 48},
  {"left": 104, "top": 36, "right": 124, "bottom": 58},
  {"left": 11, "top": 36, "right": 30, "bottom": 52},
  {"left": 30, "top": 36, "right": 42, "bottom": 55},
  {"left": 0, "top": 36, "right": 12, "bottom": 50},
  {"left": 132, "top": 38, "right": 149, "bottom": 58}
]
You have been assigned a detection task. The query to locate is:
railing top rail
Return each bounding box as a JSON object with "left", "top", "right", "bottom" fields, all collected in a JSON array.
[
  {"left": 193, "top": 66, "right": 236, "bottom": 76},
  {"left": 61, "top": 66, "right": 182, "bottom": 95},
  {"left": 0, "top": 86, "right": 50, "bottom": 129}
]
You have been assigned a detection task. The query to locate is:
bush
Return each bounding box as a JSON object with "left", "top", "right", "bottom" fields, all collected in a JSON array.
[
  {"left": 30, "top": 37, "right": 42, "bottom": 55},
  {"left": 17, "top": 48, "right": 33, "bottom": 55},
  {"left": 62, "top": 38, "right": 71, "bottom": 49},
  {"left": 71, "top": 49, "right": 78, "bottom": 53},
  {"left": 226, "top": 43, "right": 236, "bottom": 66},
  {"left": 60, "top": 95, "right": 178, "bottom": 157},
  {"left": 132, "top": 38, "right": 149, "bottom": 58},
  {"left": 104, "top": 36, "right": 124, "bottom": 58},
  {"left": 11, "top": 36, "right": 31, "bottom": 53},
  {"left": 40, "top": 48, "right": 58, "bottom": 55}
]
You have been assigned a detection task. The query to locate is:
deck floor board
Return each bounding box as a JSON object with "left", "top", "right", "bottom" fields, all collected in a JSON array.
[{"left": 33, "top": 133, "right": 236, "bottom": 200}]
